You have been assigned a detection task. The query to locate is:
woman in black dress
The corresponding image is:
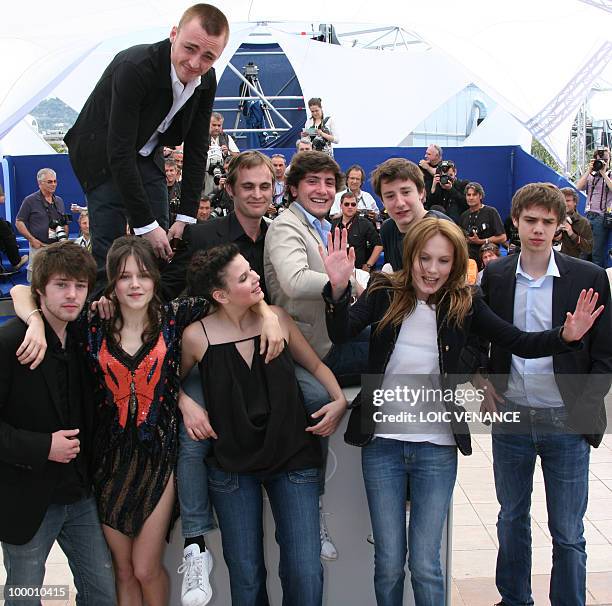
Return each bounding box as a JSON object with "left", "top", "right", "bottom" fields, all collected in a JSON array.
[{"left": 180, "top": 244, "right": 346, "bottom": 606}]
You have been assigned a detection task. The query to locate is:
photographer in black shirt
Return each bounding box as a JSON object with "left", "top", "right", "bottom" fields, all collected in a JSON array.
[{"left": 427, "top": 160, "right": 468, "bottom": 223}]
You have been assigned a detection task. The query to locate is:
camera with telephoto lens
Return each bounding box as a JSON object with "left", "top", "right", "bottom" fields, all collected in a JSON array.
[
  {"left": 48, "top": 214, "right": 72, "bottom": 242},
  {"left": 593, "top": 147, "right": 607, "bottom": 172},
  {"left": 436, "top": 161, "right": 454, "bottom": 185}
]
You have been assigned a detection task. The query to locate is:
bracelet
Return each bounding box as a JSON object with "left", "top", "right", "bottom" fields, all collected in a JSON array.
[{"left": 26, "top": 309, "right": 42, "bottom": 324}]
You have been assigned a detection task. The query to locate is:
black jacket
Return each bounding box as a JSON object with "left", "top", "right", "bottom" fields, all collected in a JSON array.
[
  {"left": 323, "top": 279, "right": 576, "bottom": 453},
  {"left": 0, "top": 320, "right": 94, "bottom": 544},
  {"left": 481, "top": 251, "right": 612, "bottom": 446},
  {"left": 65, "top": 39, "right": 216, "bottom": 228},
  {"left": 161, "top": 213, "right": 269, "bottom": 301}
]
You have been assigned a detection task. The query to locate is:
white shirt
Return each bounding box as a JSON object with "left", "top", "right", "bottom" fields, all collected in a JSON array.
[
  {"left": 330, "top": 189, "right": 378, "bottom": 216},
  {"left": 376, "top": 302, "right": 455, "bottom": 446},
  {"left": 504, "top": 252, "right": 564, "bottom": 408},
  {"left": 135, "top": 64, "right": 200, "bottom": 235}
]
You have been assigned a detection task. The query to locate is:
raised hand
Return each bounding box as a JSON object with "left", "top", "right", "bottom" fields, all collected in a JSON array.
[
  {"left": 318, "top": 227, "right": 355, "bottom": 299},
  {"left": 562, "top": 288, "right": 604, "bottom": 342}
]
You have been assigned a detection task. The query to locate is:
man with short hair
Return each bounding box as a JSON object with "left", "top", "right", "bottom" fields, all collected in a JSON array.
[
  {"left": 331, "top": 191, "right": 382, "bottom": 271},
  {"left": 64, "top": 4, "right": 230, "bottom": 268},
  {"left": 196, "top": 195, "right": 211, "bottom": 223},
  {"left": 203, "top": 112, "right": 239, "bottom": 195},
  {"left": 268, "top": 153, "right": 287, "bottom": 217},
  {"left": 165, "top": 158, "right": 182, "bottom": 201},
  {"left": 74, "top": 212, "right": 92, "bottom": 252},
  {"left": 374, "top": 157, "right": 449, "bottom": 271},
  {"left": 296, "top": 137, "right": 313, "bottom": 153},
  {"left": 418, "top": 143, "right": 442, "bottom": 205},
  {"left": 16, "top": 169, "right": 69, "bottom": 282},
  {"left": 554, "top": 186, "right": 593, "bottom": 259},
  {"left": 1, "top": 241, "right": 116, "bottom": 606},
  {"left": 458, "top": 182, "right": 506, "bottom": 265},
  {"left": 330, "top": 164, "right": 379, "bottom": 218},
  {"left": 480, "top": 182, "right": 612, "bottom": 606}
]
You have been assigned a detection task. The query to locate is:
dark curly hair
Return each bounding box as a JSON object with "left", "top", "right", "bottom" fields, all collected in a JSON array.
[{"left": 186, "top": 243, "right": 240, "bottom": 303}]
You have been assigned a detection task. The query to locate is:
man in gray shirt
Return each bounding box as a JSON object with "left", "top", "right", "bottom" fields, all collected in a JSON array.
[{"left": 15, "top": 168, "right": 69, "bottom": 281}]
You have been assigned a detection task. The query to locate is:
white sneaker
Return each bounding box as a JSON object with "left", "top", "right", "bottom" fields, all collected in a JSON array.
[
  {"left": 319, "top": 511, "right": 338, "bottom": 561},
  {"left": 178, "top": 544, "right": 213, "bottom": 606}
]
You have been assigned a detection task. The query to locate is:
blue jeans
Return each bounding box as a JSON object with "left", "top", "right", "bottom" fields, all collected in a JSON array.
[
  {"left": 586, "top": 211, "right": 612, "bottom": 268},
  {"left": 1, "top": 497, "right": 116, "bottom": 606},
  {"left": 323, "top": 327, "right": 370, "bottom": 383},
  {"left": 178, "top": 365, "right": 330, "bottom": 537},
  {"left": 361, "top": 438, "right": 457, "bottom": 606},
  {"left": 492, "top": 403, "right": 590, "bottom": 606},
  {"left": 86, "top": 154, "right": 168, "bottom": 274},
  {"left": 208, "top": 466, "right": 323, "bottom": 606}
]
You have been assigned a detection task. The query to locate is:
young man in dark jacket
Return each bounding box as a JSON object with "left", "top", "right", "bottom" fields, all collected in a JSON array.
[{"left": 480, "top": 182, "right": 612, "bottom": 606}]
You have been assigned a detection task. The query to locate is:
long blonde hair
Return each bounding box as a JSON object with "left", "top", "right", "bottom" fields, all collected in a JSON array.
[{"left": 371, "top": 218, "right": 473, "bottom": 332}]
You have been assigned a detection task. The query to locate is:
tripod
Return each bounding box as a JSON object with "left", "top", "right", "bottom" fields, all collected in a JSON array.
[{"left": 234, "top": 62, "right": 278, "bottom": 139}]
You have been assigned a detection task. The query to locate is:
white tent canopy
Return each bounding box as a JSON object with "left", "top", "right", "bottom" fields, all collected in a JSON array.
[{"left": 1, "top": 0, "right": 610, "bottom": 164}]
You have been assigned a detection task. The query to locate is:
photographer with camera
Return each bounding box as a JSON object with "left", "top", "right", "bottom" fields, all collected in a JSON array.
[
  {"left": 208, "top": 155, "right": 234, "bottom": 219},
  {"left": 552, "top": 187, "right": 593, "bottom": 259},
  {"left": 427, "top": 160, "right": 468, "bottom": 223},
  {"left": 204, "top": 112, "right": 239, "bottom": 195},
  {"left": 331, "top": 191, "right": 383, "bottom": 271},
  {"left": 418, "top": 144, "right": 442, "bottom": 206},
  {"left": 15, "top": 168, "right": 71, "bottom": 281},
  {"left": 301, "top": 97, "right": 338, "bottom": 157},
  {"left": 458, "top": 181, "right": 506, "bottom": 266},
  {"left": 330, "top": 165, "right": 379, "bottom": 220},
  {"left": 576, "top": 146, "right": 612, "bottom": 267}
]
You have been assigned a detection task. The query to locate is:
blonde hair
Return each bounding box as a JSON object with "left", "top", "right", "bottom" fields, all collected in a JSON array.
[{"left": 371, "top": 218, "right": 473, "bottom": 332}]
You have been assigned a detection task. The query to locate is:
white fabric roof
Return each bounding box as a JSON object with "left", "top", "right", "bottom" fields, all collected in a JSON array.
[{"left": 1, "top": 0, "right": 610, "bottom": 165}]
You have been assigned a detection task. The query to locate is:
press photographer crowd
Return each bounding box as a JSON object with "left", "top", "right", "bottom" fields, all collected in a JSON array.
[{"left": 1, "top": 4, "right": 611, "bottom": 606}]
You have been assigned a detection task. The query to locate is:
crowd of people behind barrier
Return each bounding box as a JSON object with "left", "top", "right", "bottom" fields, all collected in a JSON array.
[{"left": 1, "top": 4, "right": 612, "bottom": 606}]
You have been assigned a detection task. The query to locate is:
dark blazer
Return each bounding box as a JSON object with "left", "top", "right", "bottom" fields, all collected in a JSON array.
[
  {"left": 481, "top": 251, "right": 612, "bottom": 446},
  {"left": 64, "top": 39, "right": 216, "bottom": 228},
  {"left": 323, "top": 279, "right": 575, "bottom": 453},
  {"left": 0, "top": 320, "right": 93, "bottom": 545},
  {"left": 161, "top": 213, "right": 268, "bottom": 301}
]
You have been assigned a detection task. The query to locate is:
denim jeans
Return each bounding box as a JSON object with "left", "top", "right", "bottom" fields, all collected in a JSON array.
[
  {"left": 86, "top": 154, "right": 168, "bottom": 274},
  {"left": 492, "top": 403, "right": 590, "bottom": 606},
  {"left": 586, "top": 211, "right": 612, "bottom": 268},
  {"left": 323, "top": 327, "right": 370, "bottom": 385},
  {"left": 361, "top": 438, "right": 457, "bottom": 606},
  {"left": 208, "top": 466, "right": 323, "bottom": 606},
  {"left": 1, "top": 497, "right": 116, "bottom": 606},
  {"left": 178, "top": 365, "right": 330, "bottom": 537}
]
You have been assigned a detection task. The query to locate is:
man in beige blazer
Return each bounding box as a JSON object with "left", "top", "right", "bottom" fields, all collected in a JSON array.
[{"left": 264, "top": 151, "right": 369, "bottom": 383}]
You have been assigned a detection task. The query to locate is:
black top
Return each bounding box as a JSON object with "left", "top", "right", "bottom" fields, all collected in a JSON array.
[
  {"left": 331, "top": 214, "right": 382, "bottom": 268},
  {"left": 198, "top": 324, "right": 321, "bottom": 475},
  {"left": 47, "top": 330, "right": 89, "bottom": 505},
  {"left": 162, "top": 212, "right": 269, "bottom": 301},
  {"left": 459, "top": 205, "right": 505, "bottom": 261},
  {"left": 426, "top": 179, "right": 469, "bottom": 223},
  {"left": 380, "top": 209, "right": 452, "bottom": 271}
]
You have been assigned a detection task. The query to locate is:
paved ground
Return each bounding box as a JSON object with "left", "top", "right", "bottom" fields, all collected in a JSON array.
[{"left": 2, "top": 434, "right": 612, "bottom": 605}]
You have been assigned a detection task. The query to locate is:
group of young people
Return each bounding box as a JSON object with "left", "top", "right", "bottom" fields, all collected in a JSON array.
[{"left": 0, "top": 143, "right": 610, "bottom": 606}]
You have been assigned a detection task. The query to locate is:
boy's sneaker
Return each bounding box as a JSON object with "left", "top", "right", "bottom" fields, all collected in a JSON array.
[
  {"left": 178, "top": 543, "right": 213, "bottom": 606},
  {"left": 319, "top": 511, "right": 338, "bottom": 561}
]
